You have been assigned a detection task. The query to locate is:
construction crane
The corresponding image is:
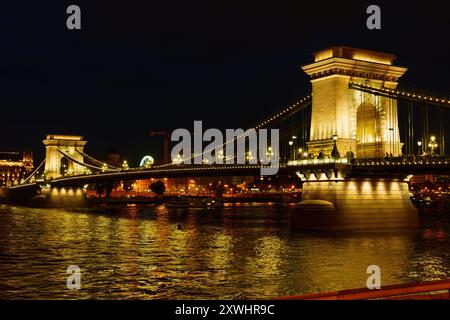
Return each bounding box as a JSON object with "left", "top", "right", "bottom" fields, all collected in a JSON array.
[{"left": 149, "top": 131, "right": 170, "bottom": 164}]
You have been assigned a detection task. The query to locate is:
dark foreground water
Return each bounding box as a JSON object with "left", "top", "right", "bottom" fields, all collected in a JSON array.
[{"left": 1, "top": 203, "right": 450, "bottom": 299}]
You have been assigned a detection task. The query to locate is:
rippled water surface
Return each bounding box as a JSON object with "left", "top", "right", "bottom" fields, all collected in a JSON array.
[{"left": 1, "top": 203, "right": 450, "bottom": 299}]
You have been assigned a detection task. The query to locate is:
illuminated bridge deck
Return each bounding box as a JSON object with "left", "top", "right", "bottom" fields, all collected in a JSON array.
[{"left": 43, "top": 157, "right": 450, "bottom": 187}]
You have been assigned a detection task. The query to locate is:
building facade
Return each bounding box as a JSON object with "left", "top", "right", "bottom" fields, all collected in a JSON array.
[{"left": 0, "top": 152, "right": 34, "bottom": 186}]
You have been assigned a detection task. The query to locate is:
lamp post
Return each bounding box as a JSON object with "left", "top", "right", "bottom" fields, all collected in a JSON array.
[
  {"left": 389, "top": 128, "right": 394, "bottom": 156},
  {"left": 331, "top": 135, "right": 340, "bottom": 159},
  {"left": 288, "top": 140, "right": 293, "bottom": 160},
  {"left": 122, "top": 160, "right": 129, "bottom": 171},
  {"left": 175, "top": 154, "right": 182, "bottom": 164},
  {"left": 429, "top": 136, "right": 438, "bottom": 156},
  {"left": 417, "top": 141, "right": 422, "bottom": 155},
  {"left": 292, "top": 136, "right": 297, "bottom": 159}
]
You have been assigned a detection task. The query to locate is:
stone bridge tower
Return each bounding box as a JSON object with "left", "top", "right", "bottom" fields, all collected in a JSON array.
[
  {"left": 302, "top": 46, "right": 407, "bottom": 158},
  {"left": 43, "top": 135, "right": 87, "bottom": 179}
]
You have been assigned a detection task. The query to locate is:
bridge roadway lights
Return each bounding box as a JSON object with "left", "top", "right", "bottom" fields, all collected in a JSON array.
[
  {"left": 30, "top": 186, "right": 87, "bottom": 208},
  {"left": 290, "top": 176, "right": 419, "bottom": 231}
]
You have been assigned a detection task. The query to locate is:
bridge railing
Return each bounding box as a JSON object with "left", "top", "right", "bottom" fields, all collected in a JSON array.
[
  {"left": 286, "top": 155, "right": 450, "bottom": 167},
  {"left": 355, "top": 155, "right": 450, "bottom": 166},
  {"left": 287, "top": 158, "right": 349, "bottom": 166}
]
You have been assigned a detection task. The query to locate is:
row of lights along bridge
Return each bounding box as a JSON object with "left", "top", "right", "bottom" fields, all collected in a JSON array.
[{"left": 286, "top": 135, "right": 441, "bottom": 160}]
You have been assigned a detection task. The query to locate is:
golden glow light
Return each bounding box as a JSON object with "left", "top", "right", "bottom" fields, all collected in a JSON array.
[
  {"left": 352, "top": 53, "right": 392, "bottom": 65},
  {"left": 314, "top": 48, "right": 333, "bottom": 62}
]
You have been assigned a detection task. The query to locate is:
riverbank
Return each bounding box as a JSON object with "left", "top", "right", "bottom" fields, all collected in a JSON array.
[{"left": 88, "top": 192, "right": 300, "bottom": 206}]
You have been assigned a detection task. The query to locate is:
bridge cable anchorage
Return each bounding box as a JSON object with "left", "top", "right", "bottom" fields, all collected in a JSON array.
[
  {"left": 75, "top": 150, "right": 120, "bottom": 170},
  {"left": 20, "top": 158, "right": 45, "bottom": 184},
  {"left": 56, "top": 148, "right": 120, "bottom": 173},
  {"left": 152, "top": 93, "right": 312, "bottom": 168},
  {"left": 348, "top": 82, "right": 450, "bottom": 108}
]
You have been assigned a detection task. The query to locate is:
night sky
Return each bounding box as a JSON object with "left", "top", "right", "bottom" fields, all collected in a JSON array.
[{"left": 2, "top": 1, "right": 450, "bottom": 165}]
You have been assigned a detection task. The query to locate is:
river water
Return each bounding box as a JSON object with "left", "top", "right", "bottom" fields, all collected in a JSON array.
[{"left": 1, "top": 203, "right": 450, "bottom": 299}]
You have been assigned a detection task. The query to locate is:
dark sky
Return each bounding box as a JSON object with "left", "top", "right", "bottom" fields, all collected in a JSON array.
[{"left": 2, "top": 1, "right": 450, "bottom": 165}]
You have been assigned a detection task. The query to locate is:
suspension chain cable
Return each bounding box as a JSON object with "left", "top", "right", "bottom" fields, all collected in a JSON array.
[
  {"left": 152, "top": 93, "right": 312, "bottom": 168},
  {"left": 21, "top": 159, "right": 45, "bottom": 184}
]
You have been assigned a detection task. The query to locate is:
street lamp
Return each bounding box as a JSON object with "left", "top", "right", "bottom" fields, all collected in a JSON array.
[
  {"left": 173, "top": 154, "right": 182, "bottom": 164},
  {"left": 428, "top": 136, "right": 438, "bottom": 155},
  {"left": 331, "top": 135, "right": 340, "bottom": 159},
  {"left": 122, "top": 160, "right": 129, "bottom": 170},
  {"left": 417, "top": 141, "right": 422, "bottom": 155},
  {"left": 217, "top": 150, "right": 224, "bottom": 162},
  {"left": 389, "top": 128, "right": 394, "bottom": 156},
  {"left": 288, "top": 141, "right": 294, "bottom": 160},
  {"left": 428, "top": 142, "right": 436, "bottom": 155},
  {"left": 292, "top": 136, "right": 297, "bottom": 159}
]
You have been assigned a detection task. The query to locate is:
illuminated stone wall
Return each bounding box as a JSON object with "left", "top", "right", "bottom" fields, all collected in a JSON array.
[
  {"left": 43, "top": 135, "right": 87, "bottom": 179},
  {"left": 30, "top": 186, "right": 87, "bottom": 208},
  {"left": 302, "top": 46, "right": 407, "bottom": 158},
  {"left": 295, "top": 179, "right": 419, "bottom": 231}
]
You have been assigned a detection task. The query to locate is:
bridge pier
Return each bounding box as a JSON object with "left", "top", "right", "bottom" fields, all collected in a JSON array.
[
  {"left": 30, "top": 186, "right": 87, "bottom": 208},
  {"left": 290, "top": 178, "right": 419, "bottom": 231},
  {"left": 4, "top": 184, "right": 41, "bottom": 206}
]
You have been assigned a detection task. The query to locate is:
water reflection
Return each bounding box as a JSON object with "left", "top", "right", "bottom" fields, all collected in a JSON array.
[{"left": 0, "top": 204, "right": 450, "bottom": 299}]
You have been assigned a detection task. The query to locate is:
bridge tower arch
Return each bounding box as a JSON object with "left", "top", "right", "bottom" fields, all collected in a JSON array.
[
  {"left": 302, "top": 46, "right": 407, "bottom": 158},
  {"left": 43, "top": 135, "right": 87, "bottom": 179}
]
